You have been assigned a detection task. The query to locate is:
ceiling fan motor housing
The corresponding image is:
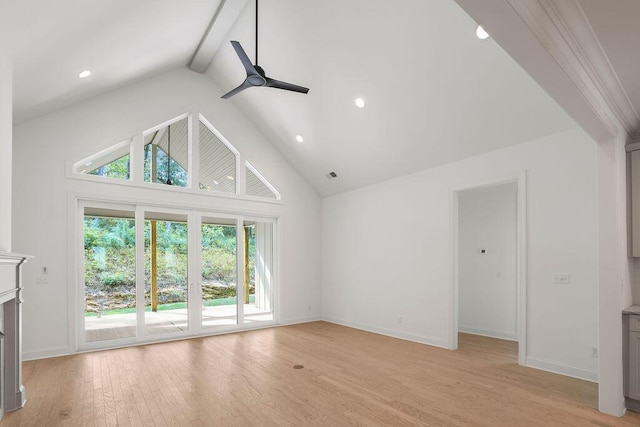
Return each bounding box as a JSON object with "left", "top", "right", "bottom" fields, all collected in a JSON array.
[
  {"left": 220, "top": 0, "right": 309, "bottom": 99},
  {"left": 248, "top": 66, "right": 267, "bottom": 86}
]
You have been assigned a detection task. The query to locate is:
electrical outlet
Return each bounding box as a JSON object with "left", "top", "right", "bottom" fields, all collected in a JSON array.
[
  {"left": 397, "top": 315, "right": 403, "bottom": 324},
  {"left": 552, "top": 273, "right": 571, "bottom": 285},
  {"left": 591, "top": 347, "right": 598, "bottom": 358},
  {"left": 307, "top": 305, "right": 311, "bottom": 311}
]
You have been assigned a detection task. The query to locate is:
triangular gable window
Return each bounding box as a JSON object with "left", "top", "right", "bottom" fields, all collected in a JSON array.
[
  {"left": 144, "top": 116, "right": 189, "bottom": 187},
  {"left": 72, "top": 112, "right": 280, "bottom": 200},
  {"left": 246, "top": 163, "right": 278, "bottom": 199},
  {"left": 74, "top": 140, "right": 131, "bottom": 180},
  {"left": 199, "top": 118, "right": 236, "bottom": 194}
]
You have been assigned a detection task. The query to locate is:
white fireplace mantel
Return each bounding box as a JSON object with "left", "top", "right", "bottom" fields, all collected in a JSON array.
[{"left": 0, "top": 252, "right": 31, "bottom": 420}]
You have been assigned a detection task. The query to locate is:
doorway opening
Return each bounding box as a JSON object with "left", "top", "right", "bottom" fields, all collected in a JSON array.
[{"left": 450, "top": 174, "right": 526, "bottom": 365}]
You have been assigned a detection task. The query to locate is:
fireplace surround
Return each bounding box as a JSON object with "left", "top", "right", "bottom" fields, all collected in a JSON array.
[{"left": 0, "top": 252, "right": 30, "bottom": 420}]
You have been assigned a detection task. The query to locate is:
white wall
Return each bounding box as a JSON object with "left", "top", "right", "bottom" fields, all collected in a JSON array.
[
  {"left": 0, "top": 52, "right": 11, "bottom": 252},
  {"left": 597, "top": 133, "right": 633, "bottom": 415},
  {"left": 458, "top": 183, "right": 517, "bottom": 341},
  {"left": 322, "top": 127, "right": 599, "bottom": 381},
  {"left": 12, "top": 68, "right": 322, "bottom": 359}
]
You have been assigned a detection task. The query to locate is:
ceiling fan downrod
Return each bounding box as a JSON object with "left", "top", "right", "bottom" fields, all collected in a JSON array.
[
  {"left": 220, "top": 0, "right": 310, "bottom": 99},
  {"left": 255, "top": 0, "right": 259, "bottom": 66}
]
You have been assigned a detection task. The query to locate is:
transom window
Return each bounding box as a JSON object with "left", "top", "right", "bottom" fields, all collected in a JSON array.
[
  {"left": 72, "top": 112, "right": 279, "bottom": 200},
  {"left": 199, "top": 118, "right": 237, "bottom": 194},
  {"left": 144, "top": 117, "right": 189, "bottom": 187},
  {"left": 75, "top": 140, "right": 131, "bottom": 180}
]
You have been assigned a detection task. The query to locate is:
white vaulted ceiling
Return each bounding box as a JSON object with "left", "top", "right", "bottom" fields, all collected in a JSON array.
[
  {"left": 207, "top": 0, "right": 576, "bottom": 195},
  {"left": 0, "top": 0, "right": 222, "bottom": 124},
  {"left": 454, "top": 0, "right": 640, "bottom": 145},
  {"left": 1, "top": 0, "right": 587, "bottom": 196}
]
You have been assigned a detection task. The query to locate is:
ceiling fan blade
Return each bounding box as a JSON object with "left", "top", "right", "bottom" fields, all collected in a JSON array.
[
  {"left": 230, "top": 40, "right": 259, "bottom": 76},
  {"left": 265, "top": 77, "right": 309, "bottom": 94},
  {"left": 221, "top": 79, "right": 253, "bottom": 99}
]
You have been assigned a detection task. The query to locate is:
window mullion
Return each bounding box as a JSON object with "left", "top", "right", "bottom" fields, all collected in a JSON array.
[
  {"left": 130, "top": 134, "right": 144, "bottom": 182},
  {"left": 237, "top": 216, "right": 245, "bottom": 327},
  {"left": 135, "top": 206, "right": 145, "bottom": 340},
  {"left": 189, "top": 112, "right": 200, "bottom": 189}
]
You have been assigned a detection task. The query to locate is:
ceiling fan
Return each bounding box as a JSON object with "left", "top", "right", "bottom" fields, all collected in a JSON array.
[{"left": 221, "top": 0, "right": 309, "bottom": 99}]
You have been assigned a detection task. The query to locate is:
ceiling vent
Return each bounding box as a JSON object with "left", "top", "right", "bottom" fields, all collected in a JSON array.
[{"left": 326, "top": 171, "right": 338, "bottom": 179}]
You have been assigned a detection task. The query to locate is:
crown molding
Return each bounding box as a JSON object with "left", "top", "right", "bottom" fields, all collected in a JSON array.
[{"left": 506, "top": 0, "right": 640, "bottom": 139}]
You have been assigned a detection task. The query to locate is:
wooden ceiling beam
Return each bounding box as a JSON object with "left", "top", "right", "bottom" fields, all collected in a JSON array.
[{"left": 189, "top": 0, "right": 250, "bottom": 74}]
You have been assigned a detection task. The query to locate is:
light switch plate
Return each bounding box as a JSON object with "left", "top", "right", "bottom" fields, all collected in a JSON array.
[{"left": 552, "top": 273, "right": 571, "bottom": 284}]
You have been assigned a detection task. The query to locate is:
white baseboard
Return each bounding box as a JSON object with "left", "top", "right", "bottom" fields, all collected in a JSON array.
[
  {"left": 280, "top": 315, "right": 322, "bottom": 326},
  {"left": 526, "top": 356, "right": 598, "bottom": 383},
  {"left": 24, "top": 321, "right": 321, "bottom": 361},
  {"left": 321, "top": 316, "right": 449, "bottom": 349},
  {"left": 23, "top": 346, "right": 71, "bottom": 361},
  {"left": 459, "top": 326, "right": 518, "bottom": 341}
]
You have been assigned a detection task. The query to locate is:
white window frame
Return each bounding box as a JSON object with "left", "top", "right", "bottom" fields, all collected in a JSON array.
[
  {"left": 66, "top": 109, "right": 281, "bottom": 203},
  {"left": 73, "top": 196, "right": 280, "bottom": 353}
]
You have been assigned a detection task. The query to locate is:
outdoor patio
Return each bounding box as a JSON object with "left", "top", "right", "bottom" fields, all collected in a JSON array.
[{"left": 85, "top": 303, "right": 273, "bottom": 342}]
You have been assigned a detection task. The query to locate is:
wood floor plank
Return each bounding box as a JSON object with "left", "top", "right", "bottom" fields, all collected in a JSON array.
[{"left": 4, "top": 322, "right": 640, "bottom": 426}]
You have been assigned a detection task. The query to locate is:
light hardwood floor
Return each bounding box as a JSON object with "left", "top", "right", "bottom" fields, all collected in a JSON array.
[{"left": 5, "top": 321, "right": 640, "bottom": 426}]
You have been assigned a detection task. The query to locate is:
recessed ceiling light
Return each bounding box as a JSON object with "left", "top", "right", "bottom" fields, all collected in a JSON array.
[
  {"left": 295, "top": 135, "right": 304, "bottom": 143},
  {"left": 227, "top": 175, "right": 235, "bottom": 180},
  {"left": 84, "top": 161, "right": 93, "bottom": 166},
  {"left": 213, "top": 180, "right": 219, "bottom": 185},
  {"left": 78, "top": 70, "right": 92, "bottom": 79},
  {"left": 476, "top": 25, "right": 489, "bottom": 40},
  {"left": 355, "top": 98, "right": 365, "bottom": 108}
]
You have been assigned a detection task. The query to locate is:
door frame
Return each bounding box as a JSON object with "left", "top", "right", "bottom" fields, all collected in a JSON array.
[
  {"left": 74, "top": 197, "right": 280, "bottom": 352},
  {"left": 449, "top": 172, "right": 527, "bottom": 365}
]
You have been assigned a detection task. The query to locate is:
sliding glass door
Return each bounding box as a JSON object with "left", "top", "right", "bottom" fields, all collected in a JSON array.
[
  {"left": 143, "top": 211, "right": 189, "bottom": 335},
  {"left": 201, "top": 216, "right": 238, "bottom": 328},
  {"left": 82, "top": 205, "right": 137, "bottom": 343},
  {"left": 243, "top": 219, "right": 275, "bottom": 324},
  {"left": 80, "top": 202, "right": 277, "bottom": 349}
]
